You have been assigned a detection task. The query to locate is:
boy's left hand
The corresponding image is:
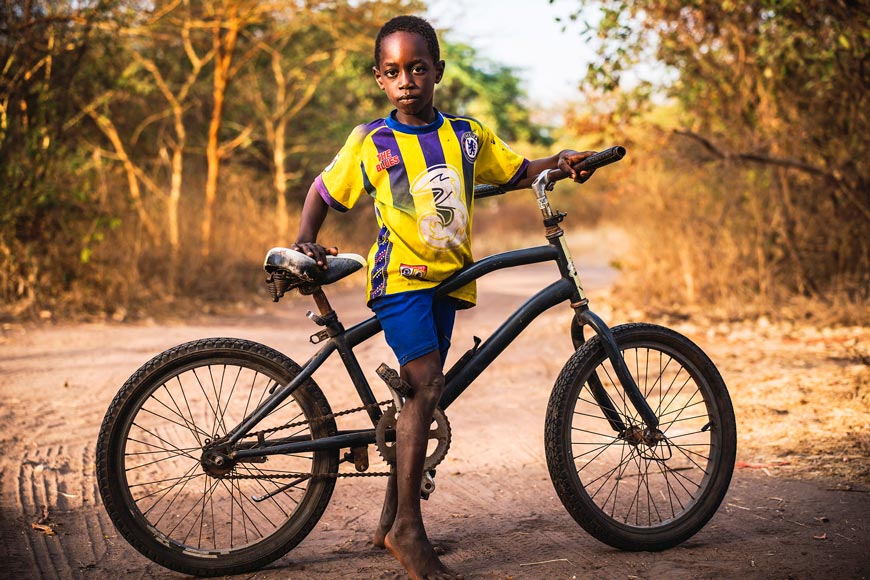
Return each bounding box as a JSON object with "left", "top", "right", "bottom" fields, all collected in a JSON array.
[{"left": 558, "top": 150, "right": 599, "bottom": 183}]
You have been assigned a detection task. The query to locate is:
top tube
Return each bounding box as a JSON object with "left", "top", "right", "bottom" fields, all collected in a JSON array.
[{"left": 435, "top": 245, "right": 559, "bottom": 297}]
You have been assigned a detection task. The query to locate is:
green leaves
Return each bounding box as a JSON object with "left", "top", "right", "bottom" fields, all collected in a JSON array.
[{"left": 438, "top": 41, "right": 552, "bottom": 145}]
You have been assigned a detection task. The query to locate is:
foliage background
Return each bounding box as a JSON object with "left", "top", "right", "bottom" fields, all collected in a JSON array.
[{"left": 1, "top": 0, "right": 867, "bottom": 323}]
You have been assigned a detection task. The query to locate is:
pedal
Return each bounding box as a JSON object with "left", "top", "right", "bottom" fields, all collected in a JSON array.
[{"left": 376, "top": 363, "right": 412, "bottom": 398}]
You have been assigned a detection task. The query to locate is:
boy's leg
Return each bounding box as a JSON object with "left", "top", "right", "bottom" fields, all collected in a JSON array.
[
  {"left": 370, "top": 290, "right": 460, "bottom": 578},
  {"left": 374, "top": 469, "right": 397, "bottom": 548},
  {"left": 384, "top": 350, "right": 461, "bottom": 580},
  {"left": 375, "top": 294, "right": 456, "bottom": 550}
]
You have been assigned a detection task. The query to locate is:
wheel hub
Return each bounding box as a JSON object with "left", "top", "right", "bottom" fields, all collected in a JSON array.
[
  {"left": 621, "top": 426, "right": 672, "bottom": 461},
  {"left": 621, "top": 426, "right": 666, "bottom": 447},
  {"left": 201, "top": 449, "right": 237, "bottom": 477}
]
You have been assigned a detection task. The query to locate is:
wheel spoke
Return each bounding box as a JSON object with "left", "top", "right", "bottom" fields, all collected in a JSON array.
[
  {"left": 98, "top": 342, "right": 339, "bottom": 568},
  {"left": 128, "top": 423, "right": 201, "bottom": 463},
  {"left": 557, "top": 328, "right": 734, "bottom": 541}
]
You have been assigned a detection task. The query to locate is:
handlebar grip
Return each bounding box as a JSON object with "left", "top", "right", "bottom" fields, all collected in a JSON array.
[
  {"left": 474, "top": 184, "right": 509, "bottom": 199},
  {"left": 576, "top": 145, "right": 626, "bottom": 171}
]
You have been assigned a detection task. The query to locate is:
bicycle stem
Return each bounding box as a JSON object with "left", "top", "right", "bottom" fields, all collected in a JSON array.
[{"left": 531, "top": 168, "right": 559, "bottom": 220}]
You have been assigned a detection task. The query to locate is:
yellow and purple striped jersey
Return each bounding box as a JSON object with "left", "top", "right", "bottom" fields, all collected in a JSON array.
[{"left": 315, "top": 110, "right": 529, "bottom": 307}]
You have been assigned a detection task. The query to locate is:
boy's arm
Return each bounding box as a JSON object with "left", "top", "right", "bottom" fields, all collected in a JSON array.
[
  {"left": 291, "top": 181, "right": 338, "bottom": 269},
  {"left": 512, "top": 149, "right": 598, "bottom": 190}
]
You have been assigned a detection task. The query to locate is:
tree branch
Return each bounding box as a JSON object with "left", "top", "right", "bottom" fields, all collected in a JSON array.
[
  {"left": 674, "top": 129, "right": 870, "bottom": 222},
  {"left": 673, "top": 129, "right": 838, "bottom": 182}
]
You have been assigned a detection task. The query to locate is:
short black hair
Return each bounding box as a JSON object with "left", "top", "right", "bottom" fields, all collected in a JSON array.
[{"left": 374, "top": 15, "right": 440, "bottom": 66}]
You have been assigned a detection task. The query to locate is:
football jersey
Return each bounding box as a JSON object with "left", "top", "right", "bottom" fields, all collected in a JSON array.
[{"left": 314, "top": 110, "right": 529, "bottom": 306}]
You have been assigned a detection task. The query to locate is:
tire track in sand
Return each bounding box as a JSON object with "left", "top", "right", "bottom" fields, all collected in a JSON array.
[{"left": 13, "top": 443, "right": 111, "bottom": 579}]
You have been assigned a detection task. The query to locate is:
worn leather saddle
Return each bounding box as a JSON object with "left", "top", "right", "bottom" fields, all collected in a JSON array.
[{"left": 264, "top": 247, "right": 366, "bottom": 300}]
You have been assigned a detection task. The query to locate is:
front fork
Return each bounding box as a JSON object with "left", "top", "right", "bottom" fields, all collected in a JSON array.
[{"left": 570, "top": 309, "right": 659, "bottom": 432}]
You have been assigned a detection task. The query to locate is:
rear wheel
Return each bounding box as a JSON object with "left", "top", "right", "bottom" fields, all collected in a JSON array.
[
  {"left": 545, "top": 323, "right": 736, "bottom": 551},
  {"left": 96, "top": 338, "right": 339, "bottom": 576}
]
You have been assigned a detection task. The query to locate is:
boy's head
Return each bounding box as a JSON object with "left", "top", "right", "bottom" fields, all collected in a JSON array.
[
  {"left": 372, "top": 15, "right": 444, "bottom": 124},
  {"left": 374, "top": 15, "right": 440, "bottom": 67}
]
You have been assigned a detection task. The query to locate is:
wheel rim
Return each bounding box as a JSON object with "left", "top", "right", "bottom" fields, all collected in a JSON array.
[
  {"left": 115, "top": 358, "right": 324, "bottom": 555},
  {"left": 569, "top": 341, "right": 722, "bottom": 530}
]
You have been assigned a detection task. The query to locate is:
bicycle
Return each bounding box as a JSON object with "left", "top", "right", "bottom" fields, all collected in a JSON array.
[{"left": 96, "top": 146, "right": 737, "bottom": 577}]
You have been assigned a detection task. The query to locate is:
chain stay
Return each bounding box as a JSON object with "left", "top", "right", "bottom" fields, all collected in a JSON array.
[{"left": 229, "top": 398, "right": 396, "bottom": 480}]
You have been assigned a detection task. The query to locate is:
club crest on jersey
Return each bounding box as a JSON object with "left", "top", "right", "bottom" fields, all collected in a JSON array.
[
  {"left": 461, "top": 132, "right": 479, "bottom": 163},
  {"left": 399, "top": 264, "right": 428, "bottom": 279}
]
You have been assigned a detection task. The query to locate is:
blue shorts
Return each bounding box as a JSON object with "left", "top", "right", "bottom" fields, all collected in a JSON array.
[{"left": 371, "top": 288, "right": 458, "bottom": 367}]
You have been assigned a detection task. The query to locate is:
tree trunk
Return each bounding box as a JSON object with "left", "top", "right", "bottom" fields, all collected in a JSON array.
[
  {"left": 88, "top": 111, "right": 160, "bottom": 242},
  {"left": 273, "top": 119, "right": 289, "bottom": 241},
  {"left": 201, "top": 16, "right": 239, "bottom": 258}
]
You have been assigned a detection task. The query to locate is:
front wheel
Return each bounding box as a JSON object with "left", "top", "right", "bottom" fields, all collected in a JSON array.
[
  {"left": 96, "top": 338, "right": 339, "bottom": 576},
  {"left": 545, "top": 323, "right": 736, "bottom": 551}
]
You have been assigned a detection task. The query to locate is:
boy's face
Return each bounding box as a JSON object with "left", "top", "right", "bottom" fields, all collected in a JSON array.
[{"left": 373, "top": 31, "right": 444, "bottom": 125}]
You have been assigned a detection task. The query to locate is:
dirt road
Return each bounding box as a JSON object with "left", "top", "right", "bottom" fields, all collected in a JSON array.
[{"left": 1, "top": 246, "right": 868, "bottom": 580}]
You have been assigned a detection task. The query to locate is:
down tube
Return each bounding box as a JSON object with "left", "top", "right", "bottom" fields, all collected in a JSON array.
[{"left": 439, "top": 277, "right": 576, "bottom": 409}]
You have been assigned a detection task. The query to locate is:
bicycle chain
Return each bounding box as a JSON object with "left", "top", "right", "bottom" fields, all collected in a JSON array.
[
  {"left": 227, "top": 470, "right": 391, "bottom": 480},
  {"left": 248, "top": 398, "right": 394, "bottom": 438},
  {"left": 226, "top": 398, "right": 396, "bottom": 480}
]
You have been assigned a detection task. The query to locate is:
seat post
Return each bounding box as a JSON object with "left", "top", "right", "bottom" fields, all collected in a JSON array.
[{"left": 311, "top": 288, "right": 334, "bottom": 316}]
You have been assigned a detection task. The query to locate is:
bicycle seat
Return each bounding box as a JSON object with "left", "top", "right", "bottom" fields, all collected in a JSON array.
[{"left": 264, "top": 247, "right": 366, "bottom": 300}]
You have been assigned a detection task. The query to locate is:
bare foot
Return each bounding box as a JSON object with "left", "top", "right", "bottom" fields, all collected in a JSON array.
[
  {"left": 384, "top": 522, "right": 462, "bottom": 580},
  {"left": 374, "top": 520, "right": 391, "bottom": 549}
]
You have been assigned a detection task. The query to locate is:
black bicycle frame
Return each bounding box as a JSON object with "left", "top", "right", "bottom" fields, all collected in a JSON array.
[{"left": 228, "top": 235, "right": 658, "bottom": 462}]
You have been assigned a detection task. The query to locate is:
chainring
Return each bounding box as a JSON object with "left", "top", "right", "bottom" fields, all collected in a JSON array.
[{"left": 375, "top": 405, "right": 451, "bottom": 471}]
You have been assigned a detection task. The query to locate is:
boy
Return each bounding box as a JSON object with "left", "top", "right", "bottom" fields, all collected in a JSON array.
[{"left": 292, "top": 15, "right": 596, "bottom": 580}]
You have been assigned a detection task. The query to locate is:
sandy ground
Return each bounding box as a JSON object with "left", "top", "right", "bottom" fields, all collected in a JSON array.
[{"left": 1, "top": 234, "right": 868, "bottom": 580}]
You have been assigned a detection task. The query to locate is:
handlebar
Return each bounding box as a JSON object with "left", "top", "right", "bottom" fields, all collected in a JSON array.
[
  {"left": 474, "top": 145, "right": 626, "bottom": 199},
  {"left": 574, "top": 145, "right": 626, "bottom": 172},
  {"left": 474, "top": 184, "right": 509, "bottom": 199}
]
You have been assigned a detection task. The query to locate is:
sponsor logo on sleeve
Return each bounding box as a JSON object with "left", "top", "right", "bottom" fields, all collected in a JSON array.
[{"left": 324, "top": 153, "right": 339, "bottom": 173}]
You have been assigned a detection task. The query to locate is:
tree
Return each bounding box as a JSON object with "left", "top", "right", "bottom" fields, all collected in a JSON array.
[
  {"left": 235, "top": 1, "right": 416, "bottom": 241},
  {"left": 199, "top": 0, "right": 266, "bottom": 258},
  {"left": 438, "top": 41, "right": 553, "bottom": 146},
  {"left": 0, "top": 0, "right": 121, "bottom": 313},
  {"left": 558, "top": 0, "right": 869, "bottom": 310}
]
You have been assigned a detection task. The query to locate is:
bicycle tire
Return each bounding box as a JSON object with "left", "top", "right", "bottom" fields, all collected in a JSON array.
[
  {"left": 96, "top": 338, "right": 339, "bottom": 576},
  {"left": 545, "top": 323, "right": 736, "bottom": 551}
]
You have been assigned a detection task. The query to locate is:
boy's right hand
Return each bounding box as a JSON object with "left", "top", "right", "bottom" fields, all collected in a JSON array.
[{"left": 291, "top": 242, "right": 338, "bottom": 270}]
